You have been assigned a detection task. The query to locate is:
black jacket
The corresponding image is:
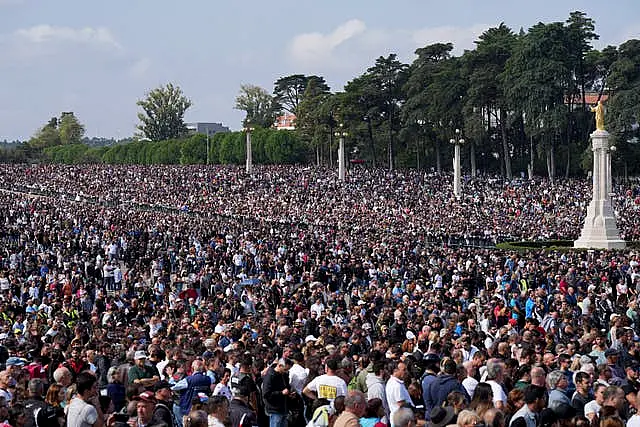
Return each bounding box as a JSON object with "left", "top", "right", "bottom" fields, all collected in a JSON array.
[
  {"left": 229, "top": 398, "right": 258, "bottom": 427},
  {"left": 262, "top": 365, "right": 290, "bottom": 414},
  {"left": 151, "top": 400, "right": 174, "bottom": 427}
]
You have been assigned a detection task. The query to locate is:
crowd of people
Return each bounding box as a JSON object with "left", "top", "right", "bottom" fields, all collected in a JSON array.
[{"left": 0, "top": 164, "right": 638, "bottom": 427}]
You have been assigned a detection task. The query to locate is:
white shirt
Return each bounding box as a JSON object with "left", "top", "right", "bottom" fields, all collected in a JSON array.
[
  {"left": 212, "top": 383, "right": 232, "bottom": 400},
  {"left": 305, "top": 374, "right": 347, "bottom": 404},
  {"left": 385, "top": 376, "right": 411, "bottom": 427},
  {"left": 486, "top": 380, "right": 507, "bottom": 406},
  {"left": 627, "top": 414, "right": 640, "bottom": 427},
  {"left": 289, "top": 363, "right": 308, "bottom": 395},
  {"left": 462, "top": 376, "right": 479, "bottom": 399},
  {"left": 66, "top": 397, "right": 98, "bottom": 427}
]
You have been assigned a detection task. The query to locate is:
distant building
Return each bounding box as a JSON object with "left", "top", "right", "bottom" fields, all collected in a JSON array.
[
  {"left": 186, "top": 122, "right": 230, "bottom": 136},
  {"left": 274, "top": 113, "right": 295, "bottom": 130}
]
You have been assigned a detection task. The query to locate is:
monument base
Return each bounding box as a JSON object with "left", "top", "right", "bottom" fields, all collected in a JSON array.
[{"left": 574, "top": 200, "right": 626, "bottom": 249}]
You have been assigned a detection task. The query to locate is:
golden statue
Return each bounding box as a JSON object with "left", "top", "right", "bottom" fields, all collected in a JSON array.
[{"left": 591, "top": 100, "right": 605, "bottom": 131}]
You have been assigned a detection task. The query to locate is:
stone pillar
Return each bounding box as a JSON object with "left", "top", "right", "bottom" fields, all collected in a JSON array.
[
  {"left": 574, "top": 130, "right": 625, "bottom": 249},
  {"left": 453, "top": 143, "right": 461, "bottom": 198},
  {"left": 245, "top": 129, "right": 252, "bottom": 175},
  {"left": 338, "top": 136, "right": 345, "bottom": 182}
]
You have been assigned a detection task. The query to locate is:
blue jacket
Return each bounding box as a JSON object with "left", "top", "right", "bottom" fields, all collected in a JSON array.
[
  {"left": 426, "top": 374, "right": 469, "bottom": 411},
  {"left": 422, "top": 373, "right": 437, "bottom": 420},
  {"left": 177, "top": 372, "right": 211, "bottom": 413}
]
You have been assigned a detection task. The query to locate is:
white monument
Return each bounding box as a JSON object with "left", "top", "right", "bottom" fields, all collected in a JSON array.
[
  {"left": 335, "top": 125, "right": 347, "bottom": 182},
  {"left": 574, "top": 102, "right": 625, "bottom": 249},
  {"left": 245, "top": 126, "right": 253, "bottom": 175},
  {"left": 450, "top": 129, "right": 465, "bottom": 198}
]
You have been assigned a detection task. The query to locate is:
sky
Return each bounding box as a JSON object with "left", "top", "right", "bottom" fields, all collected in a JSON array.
[{"left": 0, "top": 0, "right": 638, "bottom": 141}]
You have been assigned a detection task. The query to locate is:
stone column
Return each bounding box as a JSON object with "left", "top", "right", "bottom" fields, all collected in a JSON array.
[
  {"left": 453, "top": 143, "right": 461, "bottom": 198},
  {"left": 338, "top": 136, "right": 345, "bottom": 182},
  {"left": 245, "top": 129, "right": 252, "bottom": 175},
  {"left": 574, "top": 130, "right": 625, "bottom": 249}
]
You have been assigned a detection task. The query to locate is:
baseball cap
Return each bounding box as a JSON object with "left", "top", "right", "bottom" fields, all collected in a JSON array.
[
  {"left": 6, "top": 357, "right": 26, "bottom": 367},
  {"left": 134, "top": 351, "right": 148, "bottom": 360},
  {"left": 153, "top": 381, "right": 171, "bottom": 392},
  {"left": 134, "top": 391, "right": 156, "bottom": 403}
]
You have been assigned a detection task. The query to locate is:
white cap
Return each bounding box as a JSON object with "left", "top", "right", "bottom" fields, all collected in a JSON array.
[
  {"left": 134, "top": 351, "right": 147, "bottom": 360},
  {"left": 305, "top": 335, "right": 317, "bottom": 343},
  {"left": 406, "top": 331, "right": 416, "bottom": 340}
]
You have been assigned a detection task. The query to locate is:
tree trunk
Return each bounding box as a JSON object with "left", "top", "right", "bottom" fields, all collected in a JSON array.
[
  {"left": 367, "top": 119, "right": 376, "bottom": 168},
  {"left": 316, "top": 143, "right": 320, "bottom": 166},
  {"left": 329, "top": 130, "right": 334, "bottom": 168},
  {"left": 435, "top": 140, "right": 442, "bottom": 174},
  {"left": 565, "top": 143, "right": 571, "bottom": 178},
  {"left": 546, "top": 147, "right": 553, "bottom": 183},
  {"left": 551, "top": 142, "right": 556, "bottom": 182},
  {"left": 470, "top": 140, "right": 477, "bottom": 177},
  {"left": 500, "top": 109, "right": 512, "bottom": 180},
  {"left": 528, "top": 135, "right": 534, "bottom": 180}
]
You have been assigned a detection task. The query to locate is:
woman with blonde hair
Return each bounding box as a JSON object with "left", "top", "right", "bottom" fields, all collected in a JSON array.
[{"left": 457, "top": 410, "right": 481, "bottom": 427}]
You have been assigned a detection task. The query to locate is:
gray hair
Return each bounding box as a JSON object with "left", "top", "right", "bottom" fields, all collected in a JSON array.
[
  {"left": 546, "top": 370, "right": 566, "bottom": 389},
  {"left": 344, "top": 390, "right": 366, "bottom": 409},
  {"left": 485, "top": 359, "right": 504, "bottom": 381},
  {"left": 53, "top": 367, "right": 71, "bottom": 384},
  {"left": 393, "top": 407, "right": 416, "bottom": 427}
]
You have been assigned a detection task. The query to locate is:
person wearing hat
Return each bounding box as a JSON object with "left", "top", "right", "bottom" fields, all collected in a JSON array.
[
  {"left": 429, "top": 406, "right": 456, "bottom": 427},
  {"left": 150, "top": 381, "right": 175, "bottom": 427},
  {"left": 133, "top": 391, "right": 157, "bottom": 427},
  {"left": 604, "top": 348, "right": 625, "bottom": 382},
  {"left": 128, "top": 351, "right": 160, "bottom": 386}
]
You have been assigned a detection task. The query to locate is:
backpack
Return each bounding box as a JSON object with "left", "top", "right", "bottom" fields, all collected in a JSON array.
[{"left": 34, "top": 405, "right": 61, "bottom": 427}]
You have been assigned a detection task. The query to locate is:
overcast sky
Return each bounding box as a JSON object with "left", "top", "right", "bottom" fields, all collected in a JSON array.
[{"left": 0, "top": 0, "right": 638, "bottom": 141}]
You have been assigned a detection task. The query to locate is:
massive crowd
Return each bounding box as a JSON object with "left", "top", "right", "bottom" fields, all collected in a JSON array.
[{"left": 0, "top": 164, "right": 638, "bottom": 427}]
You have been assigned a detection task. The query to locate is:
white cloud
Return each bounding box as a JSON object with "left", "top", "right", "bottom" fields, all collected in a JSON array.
[
  {"left": 129, "top": 57, "right": 151, "bottom": 78},
  {"left": 412, "top": 23, "right": 491, "bottom": 55},
  {"left": 14, "top": 25, "right": 121, "bottom": 50},
  {"left": 289, "top": 19, "right": 366, "bottom": 66}
]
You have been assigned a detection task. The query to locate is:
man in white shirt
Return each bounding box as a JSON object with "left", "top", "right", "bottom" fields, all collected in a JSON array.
[
  {"left": 303, "top": 359, "right": 346, "bottom": 404},
  {"left": 288, "top": 353, "right": 308, "bottom": 395},
  {"left": 66, "top": 372, "right": 105, "bottom": 427},
  {"left": 385, "top": 361, "right": 412, "bottom": 427},
  {"left": 485, "top": 359, "right": 508, "bottom": 410}
]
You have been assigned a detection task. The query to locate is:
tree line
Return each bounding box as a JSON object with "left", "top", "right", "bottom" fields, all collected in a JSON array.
[
  {"left": 39, "top": 129, "right": 305, "bottom": 165},
  {"left": 5, "top": 11, "right": 640, "bottom": 177}
]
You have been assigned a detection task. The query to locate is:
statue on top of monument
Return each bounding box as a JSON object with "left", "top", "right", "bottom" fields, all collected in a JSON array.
[{"left": 591, "top": 100, "right": 605, "bottom": 131}]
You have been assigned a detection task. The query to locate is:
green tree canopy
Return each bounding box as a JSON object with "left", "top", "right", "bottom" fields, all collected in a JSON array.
[
  {"left": 137, "top": 83, "right": 192, "bottom": 141},
  {"left": 235, "top": 84, "right": 278, "bottom": 128}
]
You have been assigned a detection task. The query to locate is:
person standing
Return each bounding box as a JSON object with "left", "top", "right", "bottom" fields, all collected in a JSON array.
[
  {"left": 172, "top": 359, "right": 212, "bottom": 422},
  {"left": 262, "top": 358, "right": 293, "bottom": 427},
  {"left": 229, "top": 381, "right": 258, "bottom": 427},
  {"left": 66, "top": 372, "right": 105, "bottom": 427},
  {"left": 334, "top": 391, "right": 366, "bottom": 427},
  {"left": 303, "top": 359, "right": 347, "bottom": 405},
  {"left": 385, "top": 361, "right": 412, "bottom": 427}
]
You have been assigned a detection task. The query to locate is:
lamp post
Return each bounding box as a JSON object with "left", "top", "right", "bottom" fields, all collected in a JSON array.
[
  {"left": 334, "top": 124, "right": 348, "bottom": 181},
  {"left": 244, "top": 124, "right": 254, "bottom": 175},
  {"left": 449, "top": 128, "right": 465, "bottom": 198}
]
